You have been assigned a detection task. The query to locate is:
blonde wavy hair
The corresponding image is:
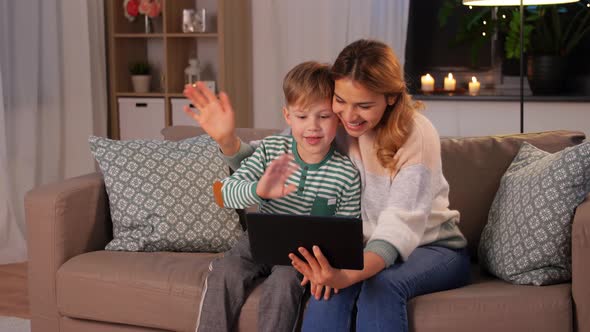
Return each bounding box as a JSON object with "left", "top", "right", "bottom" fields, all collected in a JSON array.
[{"left": 331, "top": 39, "right": 423, "bottom": 172}]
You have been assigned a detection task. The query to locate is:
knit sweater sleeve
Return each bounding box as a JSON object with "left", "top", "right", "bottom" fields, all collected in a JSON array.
[
  {"left": 361, "top": 114, "right": 444, "bottom": 266},
  {"left": 366, "top": 164, "right": 433, "bottom": 264},
  {"left": 222, "top": 139, "right": 256, "bottom": 171}
]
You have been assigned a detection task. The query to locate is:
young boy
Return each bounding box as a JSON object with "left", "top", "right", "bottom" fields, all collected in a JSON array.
[{"left": 196, "top": 61, "right": 361, "bottom": 332}]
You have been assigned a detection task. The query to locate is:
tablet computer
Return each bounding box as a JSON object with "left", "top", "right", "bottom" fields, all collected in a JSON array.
[{"left": 245, "top": 212, "right": 364, "bottom": 270}]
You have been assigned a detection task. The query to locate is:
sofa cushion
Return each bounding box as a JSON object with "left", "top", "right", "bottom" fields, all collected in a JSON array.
[
  {"left": 60, "top": 316, "right": 169, "bottom": 332},
  {"left": 440, "top": 130, "right": 585, "bottom": 259},
  {"left": 408, "top": 266, "right": 572, "bottom": 332},
  {"left": 89, "top": 135, "right": 243, "bottom": 252},
  {"left": 57, "top": 251, "right": 219, "bottom": 331},
  {"left": 478, "top": 141, "right": 590, "bottom": 285},
  {"left": 57, "top": 254, "right": 572, "bottom": 332}
]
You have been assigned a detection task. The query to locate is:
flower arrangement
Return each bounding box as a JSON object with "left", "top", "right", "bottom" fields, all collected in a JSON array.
[
  {"left": 124, "top": 0, "right": 162, "bottom": 22},
  {"left": 124, "top": 0, "right": 139, "bottom": 21},
  {"left": 139, "top": 0, "right": 162, "bottom": 18}
]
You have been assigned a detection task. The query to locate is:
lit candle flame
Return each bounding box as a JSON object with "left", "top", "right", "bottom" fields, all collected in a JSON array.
[
  {"left": 448, "top": 73, "right": 453, "bottom": 79},
  {"left": 472, "top": 76, "right": 477, "bottom": 83}
]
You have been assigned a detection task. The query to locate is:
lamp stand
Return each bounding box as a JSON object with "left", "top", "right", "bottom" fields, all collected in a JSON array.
[
  {"left": 463, "top": 0, "right": 580, "bottom": 134},
  {"left": 520, "top": 0, "right": 525, "bottom": 133}
]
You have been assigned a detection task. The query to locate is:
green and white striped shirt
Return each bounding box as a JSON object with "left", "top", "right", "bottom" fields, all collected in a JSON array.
[{"left": 221, "top": 135, "right": 361, "bottom": 217}]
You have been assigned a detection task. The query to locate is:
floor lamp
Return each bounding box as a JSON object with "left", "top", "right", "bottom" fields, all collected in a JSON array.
[{"left": 462, "top": 0, "right": 579, "bottom": 133}]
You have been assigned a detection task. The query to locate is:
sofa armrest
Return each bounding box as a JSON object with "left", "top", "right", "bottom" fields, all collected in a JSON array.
[
  {"left": 573, "top": 194, "right": 590, "bottom": 332},
  {"left": 25, "top": 172, "right": 110, "bottom": 332}
]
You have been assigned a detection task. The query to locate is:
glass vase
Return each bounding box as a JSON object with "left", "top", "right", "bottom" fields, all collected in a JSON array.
[{"left": 144, "top": 15, "right": 152, "bottom": 34}]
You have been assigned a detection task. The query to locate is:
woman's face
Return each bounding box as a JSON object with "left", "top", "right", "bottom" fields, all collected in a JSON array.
[{"left": 332, "top": 78, "right": 389, "bottom": 137}]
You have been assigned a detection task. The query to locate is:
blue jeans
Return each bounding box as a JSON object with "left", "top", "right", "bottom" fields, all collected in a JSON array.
[{"left": 301, "top": 245, "right": 471, "bottom": 332}]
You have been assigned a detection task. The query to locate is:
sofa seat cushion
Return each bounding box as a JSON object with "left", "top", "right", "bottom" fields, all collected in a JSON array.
[
  {"left": 57, "top": 250, "right": 220, "bottom": 332},
  {"left": 408, "top": 265, "right": 572, "bottom": 332}
]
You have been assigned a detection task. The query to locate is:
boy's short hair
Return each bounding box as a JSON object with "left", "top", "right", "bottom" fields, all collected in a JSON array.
[{"left": 282, "top": 61, "right": 333, "bottom": 109}]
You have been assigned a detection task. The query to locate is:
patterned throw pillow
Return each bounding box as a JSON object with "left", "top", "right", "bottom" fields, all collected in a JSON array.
[
  {"left": 89, "top": 135, "right": 242, "bottom": 252},
  {"left": 479, "top": 141, "right": 590, "bottom": 285}
]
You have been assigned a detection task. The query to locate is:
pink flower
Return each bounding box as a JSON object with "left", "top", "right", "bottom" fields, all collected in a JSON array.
[
  {"left": 147, "top": 2, "right": 162, "bottom": 18},
  {"left": 124, "top": 0, "right": 140, "bottom": 21},
  {"left": 139, "top": 0, "right": 162, "bottom": 18}
]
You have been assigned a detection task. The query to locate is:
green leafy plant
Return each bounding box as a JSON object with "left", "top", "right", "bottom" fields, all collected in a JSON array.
[
  {"left": 503, "top": 10, "right": 540, "bottom": 59},
  {"left": 129, "top": 61, "right": 151, "bottom": 75},
  {"left": 438, "top": 2, "right": 496, "bottom": 66},
  {"left": 529, "top": 5, "right": 590, "bottom": 56},
  {"left": 438, "top": 1, "right": 590, "bottom": 61}
]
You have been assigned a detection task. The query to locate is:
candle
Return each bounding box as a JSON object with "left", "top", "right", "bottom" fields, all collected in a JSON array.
[
  {"left": 420, "top": 73, "right": 434, "bottom": 92},
  {"left": 443, "top": 73, "right": 456, "bottom": 91},
  {"left": 468, "top": 76, "right": 481, "bottom": 95}
]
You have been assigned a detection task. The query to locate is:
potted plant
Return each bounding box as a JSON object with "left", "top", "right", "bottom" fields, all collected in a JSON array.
[
  {"left": 438, "top": 2, "right": 496, "bottom": 67},
  {"left": 480, "top": 4, "right": 589, "bottom": 92},
  {"left": 129, "top": 61, "right": 151, "bottom": 93},
  {"left": 438, "top": 2, "right": 590, "bottom": 95},
  {"left": 526, "top": 4, "right": 590, "bottom": 95},
  {"left": 438, "top": 2, "right": 538, "bottom": 70}
]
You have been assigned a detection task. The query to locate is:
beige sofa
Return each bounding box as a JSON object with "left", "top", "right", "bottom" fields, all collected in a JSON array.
[{"left": 26, "top": 126, "right": 590, "bottom": 332}]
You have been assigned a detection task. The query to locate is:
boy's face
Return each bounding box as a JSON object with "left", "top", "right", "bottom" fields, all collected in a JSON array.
[{"left": 283, "top": 99, "right": 339, "bottom": 164}]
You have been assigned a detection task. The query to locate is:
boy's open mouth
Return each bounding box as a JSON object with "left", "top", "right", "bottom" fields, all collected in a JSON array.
[{"left": 304, "top": 136, "right": 323, "bottom": 145}]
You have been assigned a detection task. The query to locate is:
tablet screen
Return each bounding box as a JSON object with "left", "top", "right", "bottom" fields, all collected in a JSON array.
[{"left": 246, "top": 213, "right": 364, "bottom": 270}]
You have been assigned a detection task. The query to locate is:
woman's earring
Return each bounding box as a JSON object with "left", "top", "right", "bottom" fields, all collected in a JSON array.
[{"left": 387, "top": 96, "right": 399, "bottom": 106}]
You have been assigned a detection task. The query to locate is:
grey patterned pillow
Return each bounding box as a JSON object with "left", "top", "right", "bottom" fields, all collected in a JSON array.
[
  {"left": 89, "top": 135, "right": 242, "bottom": 252},
  {"left": 479, "top": 141, "right": 590, "bottom": 285}
]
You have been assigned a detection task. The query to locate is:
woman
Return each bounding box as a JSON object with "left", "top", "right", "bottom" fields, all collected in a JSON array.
[{"left": 184, "top": 39, "right": 470, "bottom": 332}]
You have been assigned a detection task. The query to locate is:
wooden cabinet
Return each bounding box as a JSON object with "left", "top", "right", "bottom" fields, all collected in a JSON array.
[{"left": 105, "top": 0, "right": 252, "bottom": 139}]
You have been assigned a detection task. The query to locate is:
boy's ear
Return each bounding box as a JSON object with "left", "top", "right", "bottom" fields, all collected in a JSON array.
[{"left": 282, "top": 107, "right": 291, "bottom": 126}]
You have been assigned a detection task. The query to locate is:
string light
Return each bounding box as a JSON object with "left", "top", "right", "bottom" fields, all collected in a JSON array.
[
  {"left": 483, "top": 20, "right": 487, "bottom": 24},
  {"left": 469, "top": 5, "right": 473, "bottom": 9},
  {"left": 482, "top": 32, "right": 487, "bottom": 36},
  {"left": 502, "top": 14, "right": 507, "bottom": 18}
]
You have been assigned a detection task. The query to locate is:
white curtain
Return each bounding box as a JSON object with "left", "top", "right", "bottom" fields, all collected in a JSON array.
[
  {"left": 0, "top": 0, "right": 107, "bottom": 264},
  {"left": 252, "top": 0, "right": 411, "bottom": 129}
]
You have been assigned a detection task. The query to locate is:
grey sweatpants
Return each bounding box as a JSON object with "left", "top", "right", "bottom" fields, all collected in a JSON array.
[{"left": 196, "top": 232, "right": 306, "bottom": 332}]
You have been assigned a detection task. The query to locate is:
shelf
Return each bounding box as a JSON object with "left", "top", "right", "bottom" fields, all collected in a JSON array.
[
  {"left": 106, "top": 0, "right": 252, "bottom": 139},
  {"left": 166, "top": 33, "right": 218, "bottom": 38},
  {"left": 115, "top": 33, "right": 165, "bottom": 38},
  {"left": 414, "top": 92, "right": 590, "bottom": 102},
  {"left": 116, "top": 92, "right": 166, "bottom": 97}
]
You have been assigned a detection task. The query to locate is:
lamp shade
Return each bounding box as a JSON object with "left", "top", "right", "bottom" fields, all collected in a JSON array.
[{"left": 463, "top": 0, "right": 578, "bottom": 5}]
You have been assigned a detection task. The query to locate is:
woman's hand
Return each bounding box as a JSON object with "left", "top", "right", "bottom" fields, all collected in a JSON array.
[
  {"left": 256, "top": 154, "right": 299, "bottom": 200},
  {"left": 290, "top": 246, "right": 355, "bottom": 300},
  {"left": 183, "top": 82, "right": 240, "bottom": 155},
  {"left": 300, "top": 276, "right": 339, "bottom": 301}
]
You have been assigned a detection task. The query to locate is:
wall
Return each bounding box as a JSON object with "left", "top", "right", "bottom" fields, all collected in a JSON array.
[{"left": 421, "top": 100, "right": 589, "bottom": 137}]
